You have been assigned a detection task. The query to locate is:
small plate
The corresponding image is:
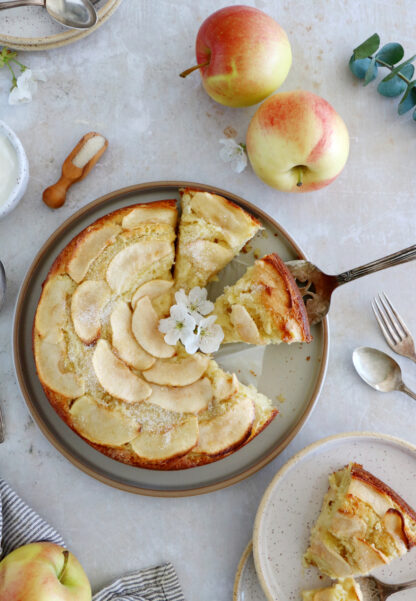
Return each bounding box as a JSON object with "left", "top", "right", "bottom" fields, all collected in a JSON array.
[
  {"left": 0, "top": 0, "right": 122, "bottom": 51},
  {"left": 253, "top": 432, "right": 416, "bottom": 601},
  {"left": 233, "top": 541, "right": 266, "bottom": 601},
  {"left": 13, "top": 181, "right": 328, "bottom": 497}
]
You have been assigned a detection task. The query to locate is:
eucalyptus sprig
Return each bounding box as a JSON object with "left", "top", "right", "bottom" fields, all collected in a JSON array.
[
  {"left": 349, "top": 34, "right": 416, "bottom": 120},
  {"left": 0, "top": 47, "right": 28, "bottom": 90}
]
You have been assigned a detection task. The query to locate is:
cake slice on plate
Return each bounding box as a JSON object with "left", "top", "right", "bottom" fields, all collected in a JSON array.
[
  {"left": 304, "top": 463, "right": 416, "bottom": 578},
  {"left": 213, "top": 253, "right": 311, "bottom": 345},
  {"left": 302, "top": 578, "right": 363, "bottom": 601},
  {"left": 174, "top": 188, "right": 262, "bottom": 291}
]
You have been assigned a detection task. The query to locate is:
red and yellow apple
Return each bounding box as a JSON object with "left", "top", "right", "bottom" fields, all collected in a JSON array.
[
  {"left": 0, "top": 542, "right": 92, "bottom": 601},
  {"left": 246, "top": 90, "right": 350, "bottom": 192},
  {"left": 180, "top": 5, "right": 292, "bottom": 107}
]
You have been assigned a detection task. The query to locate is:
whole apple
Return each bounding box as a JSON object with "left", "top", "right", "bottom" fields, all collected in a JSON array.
[
  {"left": 246, "top": 90, "right": 350, "bottom": 192},
  {"left": 0, "top": 542, "right": 91, "bottom": 601},
  {"left": 180, "top": 5, "right": 292, "bottom": 107}
]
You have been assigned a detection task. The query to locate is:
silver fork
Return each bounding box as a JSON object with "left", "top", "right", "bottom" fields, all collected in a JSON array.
[
  {"left": 372, "top": 292, "right": 416, "bottom": 363},
  {"left": 358, "top": 573, "right": 416, "bottom": 600}
]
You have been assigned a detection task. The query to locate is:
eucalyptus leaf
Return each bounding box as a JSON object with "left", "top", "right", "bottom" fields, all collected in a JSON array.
[
  {"left": 353, "top": 33, "right": 380, "bottom": 59},
  {"left": 382, "top": 54, "right": 416, "bottom": 81},
  {"left": 398, "top": 82, "right": 416, "bottom": 114},
  {"left": 364, "top": 56, "right": 377, "bottom": 86},
  {"left": 376, "top": 42, "right": 404, "bottom": 65},
  {"left": 377, "top": 64, "right": 414, "bottom": 97},
  {"left": 349, "top": 56, "right": 378, "bottom": 80}
]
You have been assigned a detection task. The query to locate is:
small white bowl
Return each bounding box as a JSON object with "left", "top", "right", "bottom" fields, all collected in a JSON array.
[{"left": 0, "top": 121, "right": 29, "bottom": 220}]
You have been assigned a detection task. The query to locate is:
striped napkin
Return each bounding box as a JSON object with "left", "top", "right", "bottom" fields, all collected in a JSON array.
[{"left": 0, "top": 479, "right": 184, "bottom": 601}]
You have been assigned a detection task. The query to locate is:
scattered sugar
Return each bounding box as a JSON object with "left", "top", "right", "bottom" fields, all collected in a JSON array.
[{"left": 72, "top": 135, "right": 106, "bottom": 168}]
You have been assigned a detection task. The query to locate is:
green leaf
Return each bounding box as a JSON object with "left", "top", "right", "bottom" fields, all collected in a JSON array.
[
  {"left": 398, "top": 81, "right": 416, "bottom": 114},
  {"left": 376, "top": 42, "right": 404, "bottom": 65},
  {"left": 353, "top": 34, "right": 380, "bottom": 59},
  {"left": 381, "top": 54, "right": 416, "bottom": 81},
  {"left": 377, "top": 64, "right": 414, "bottom": 97},
  {"left": 364, "top": 56, "right": 377, "bottom": 85},
  {"left": 349, "top": 55, "right": 378, "bottom": 80}
]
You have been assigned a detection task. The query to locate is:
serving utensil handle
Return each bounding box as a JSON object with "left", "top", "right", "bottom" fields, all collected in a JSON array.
[
  {"left": 400, "top": 383, "right": 416, "bottom": 401},
  {"left": 336, "top": 244, "right": 416, "bottom": 284},
  {"left": 388, "top": 577, "right": 416, "bottom": 594},
  {"left": 0, "top": 0, "right": 43, "bottom": 9}
]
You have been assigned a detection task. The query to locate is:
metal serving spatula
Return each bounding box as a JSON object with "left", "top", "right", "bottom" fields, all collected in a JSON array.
[
  {"left": 357, "top": 574, "right": 416, "bottom": 601},
  {"left": 286, "top": 244, "right": 416, "bottom": 326}
]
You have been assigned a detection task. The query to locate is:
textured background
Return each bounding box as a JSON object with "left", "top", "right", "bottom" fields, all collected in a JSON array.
[{"left": 1, "top": 1, "right": 416, "bottom": 599}]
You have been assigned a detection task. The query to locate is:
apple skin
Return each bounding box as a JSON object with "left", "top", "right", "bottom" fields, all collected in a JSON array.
[
  {"left": 195, "top": 5, "right": 292, "bottom": 107},
  {"left": 246, "top": 90, "right": 350, "bottom": 192},
  {"left": 0, "top": 542, "right": 92, "bottom": 601}
]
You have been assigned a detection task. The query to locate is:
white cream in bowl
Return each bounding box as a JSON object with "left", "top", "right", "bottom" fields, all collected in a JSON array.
[{"left": 0, "top": 121, "right": 29, "bottom": 219}]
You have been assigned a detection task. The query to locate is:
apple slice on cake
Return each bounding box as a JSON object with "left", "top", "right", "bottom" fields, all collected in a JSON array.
[
  {"left": 304, "top": 463, "right": 416, "bottom": 579},
  {"left": 214, "top": 252, "right": 311, "bottom": 345},
  {"left": 174, "top": 188, "right": 262, "bottom": 291},
  {"left": 302, "top": 578, "right": 363, "bottom": 601}
]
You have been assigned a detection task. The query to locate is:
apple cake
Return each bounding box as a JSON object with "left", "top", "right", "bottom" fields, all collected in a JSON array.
[
  {"left": 304, "top": 463, "right": 416, "bottom": 578},
  {"left": 33, "top": 193, "right": 295, "bottom": 470},
  {"left": 302, "top": 578, "right": 363, "bottom": 601},
  {"left": 213, "top": 253, "right": 311, "bottom": 344}
]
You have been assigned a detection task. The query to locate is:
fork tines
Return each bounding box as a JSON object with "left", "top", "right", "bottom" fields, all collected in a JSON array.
[{"left": 372, "top": 292, "right": 416, "bottom": 360}]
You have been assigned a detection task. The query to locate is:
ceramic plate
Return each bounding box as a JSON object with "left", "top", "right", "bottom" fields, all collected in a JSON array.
[
  {"left": 253, "top": 432, "right": 416, "bottom": 601},
  {"left": 13, "top": 181, "right": 328, "bottom": 497},
  {"left": 234, "top": 542, "right": 267, "bottom": 601},
  {"left": 0, "top": 0, "right": 122, "bottom": 51}
]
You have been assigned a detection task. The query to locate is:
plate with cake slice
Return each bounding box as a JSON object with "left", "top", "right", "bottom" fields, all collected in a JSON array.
[
  {"left": 253, "top": 432, "right": 416, "bottom": 601},
  {"left": 13, "top": 181, "right": 328, "bottom": 496}
]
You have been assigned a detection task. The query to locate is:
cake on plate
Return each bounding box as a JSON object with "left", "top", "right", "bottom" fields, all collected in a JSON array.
[
  {"left": 213, "top": 253, "right": 311, "bottom": 344},
  {"left": 302, "top": 578, "right": 363, "bottom": 601},
  {"left": 33, "top": 191, "right": 301, "bottom": 470},
  {"left": 304, "top": 463, "right": 416, "bottom": 578}
]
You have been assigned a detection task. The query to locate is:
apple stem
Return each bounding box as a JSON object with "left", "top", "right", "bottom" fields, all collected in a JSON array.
[
  {"left": 297, "top": 167, "right": 303, "bottom": 187},
  {"left": 179, "top": 60, "right": 210, "bottom": 78},
  {"left": 58, "top": 550, "right": 69, "bottom": 583}
]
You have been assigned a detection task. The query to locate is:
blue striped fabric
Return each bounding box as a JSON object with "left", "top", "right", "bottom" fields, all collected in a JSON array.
[{"left": 0, "top": 479, "right": 185, "bottom": 601}]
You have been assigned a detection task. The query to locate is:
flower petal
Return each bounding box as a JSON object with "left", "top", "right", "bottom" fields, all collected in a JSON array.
[{"left": 164, "top": 329, "right": 181, "bottom": 346}]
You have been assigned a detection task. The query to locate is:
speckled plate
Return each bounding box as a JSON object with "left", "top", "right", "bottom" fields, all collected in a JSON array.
[
  {"left": 233, "top": 541, "right": 267, "bottom": 601},
  {"left": 0, "top": 0, "right": 122, "bottom": 51},
  {"left": 13, "top": 181, "right": 328, "bottom": 497},
  {"left": 253, "top": 432, "right": 416, "bottom": 601}
]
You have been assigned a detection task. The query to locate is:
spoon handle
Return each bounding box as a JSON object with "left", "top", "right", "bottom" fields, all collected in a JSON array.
[
  {"left": 336, "top": 244, "right": 416, "bottom": 285},
  {"left": 0, "top": 0, "right": 43, "bottom": 9},
  {"left": 401, "top": 383, "right": 416, "bottom": 401}
]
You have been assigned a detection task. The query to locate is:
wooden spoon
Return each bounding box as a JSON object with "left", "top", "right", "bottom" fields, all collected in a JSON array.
[{"left": 43, "top": 132, "right": 108, "bottom": 209}]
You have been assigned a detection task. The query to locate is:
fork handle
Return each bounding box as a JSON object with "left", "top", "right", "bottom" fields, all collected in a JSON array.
[{"left": 336, "top": 244, "right": 416, "bottom": 284}]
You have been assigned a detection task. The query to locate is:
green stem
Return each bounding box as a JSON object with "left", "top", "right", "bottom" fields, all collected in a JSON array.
[
  {"left": 6, "top": 61, "right": 17, "bottom": 88},
  {"left": 296, "top": 167, "right": 303, "bottom": 187},
  {"left": 11, "top": 58, "right": 27, "bottom": 71},
  {"left": 374, "top": 57, "right": 411, "bottom": 84},
  {"left": 57, "top": 550, "right": 69, "bottom": 583},
  {"left": 179, "top": 60, "right": 210, "bottom": 78}
]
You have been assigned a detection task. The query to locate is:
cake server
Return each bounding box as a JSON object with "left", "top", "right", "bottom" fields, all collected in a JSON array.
[
  {"left": 352, "top": 346, "right": 416, "bottom": 401},
  {"left": 357, "top": 573, "right": 416, "bottom": 601},
  {"left": 0, "top": 0, "right": 97, "bottom": 29},
  {"left": 286, "top": 244, "right": 416, "bottom": 326}
]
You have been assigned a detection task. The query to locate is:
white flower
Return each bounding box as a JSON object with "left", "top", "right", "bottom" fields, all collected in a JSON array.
[
  {"left": 8, "top": 69, "right": 46, "bottom": 105},
  {"left": 196, "top": 315, "right": 224, "bottom": 354},
  {"left": 159, "top": 304, "right": 196, "bottom": 347},
  {"left": 175, "top": 287, "right": 213, "bottom": 322},
  {"left": 219, "top": 138, "right": 248, "bottom": 173}
]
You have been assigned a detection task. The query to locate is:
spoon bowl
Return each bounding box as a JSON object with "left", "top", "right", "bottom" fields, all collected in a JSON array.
[{"left": 0, "top": 0, "right": 97, "bottom": 30}]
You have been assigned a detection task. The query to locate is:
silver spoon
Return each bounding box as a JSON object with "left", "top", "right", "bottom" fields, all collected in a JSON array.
[
  {"left": 0, "top": 0, "right": 97, "bottom": 29},
  {"left": 352, "top": 346, "right": 416, "bottom": 400},
  {"left": 357, "top": 573, "right": 416, "bottom": 601}
]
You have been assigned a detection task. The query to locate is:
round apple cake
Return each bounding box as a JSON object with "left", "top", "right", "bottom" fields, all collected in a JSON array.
[{"left": 33, "top": 189, "right": 311, "bottom": 469}]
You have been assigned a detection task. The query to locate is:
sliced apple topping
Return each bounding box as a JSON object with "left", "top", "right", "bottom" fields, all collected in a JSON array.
[
  {"left": 35, "top": 276, "right": 73, "bottom": 344},
  {"left": 110, "top": 301, "right": 155, "bottom": 370},
  {"left": 196, "top": 395, "right": 255, "bottom": 456},
  {"left": 35, "top": 338, "right": 84, "bottom": 398},
  {"left": 186, "top": 240, "right": 233, "bottom": 273},
  {"left": 67, "top": 224, "right": 121, "bottom": 283},
  {"left": 212, "top": 372, "right": 239, "bottom": 400},
  {"left": 92, "top": 339, "right": 151, "bottom": 403},
  {"left": 122, "top": 205, "right": 177, "bottom": 229},
  {"left": 132, "top": 296, "right": 175, "bottom": 358},
  {"left": 142, "top": 354, "right": 209, "bottom": 386},
  {"left": 106, "top": 240, "right": 173, "bottom": 294},
  {"left": 230, "top": 304, "right": 262, "bottom": 344},
  {"left": 131, "top": 279, "right": 173, "bottom": 310},
  {"left": 70, "top": 395, "right": 139, "bottom": 446},
  {"left": 131, "top": 415, "right": 198, "bottom": 462},
  {"left": 148, "top": 377, "right": 212, "bottom": 414},
  {"left": 71, "top": 280, "right": 111, "bottom": 345}
]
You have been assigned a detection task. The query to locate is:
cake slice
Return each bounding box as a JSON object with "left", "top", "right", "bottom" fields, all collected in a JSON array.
[
  {"left": 302, "top": 578, "right": 363, "bottom": 601},
  {"left": 174, "top": 188, "right": 262, "bottom": 291},
  {"left": 213, "top": 253, "right": 311, "bottom": 344},
  {"left": 304, "top": 463, "right": 416, "bottom": 578}
]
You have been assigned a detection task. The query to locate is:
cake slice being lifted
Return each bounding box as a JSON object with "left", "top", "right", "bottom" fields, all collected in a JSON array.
[
  {"left": 302, "top": 578, "right": 363, "bottom": 601},
  {"left": 174, "top": 188, "right": 262, "bottom": 291},
  {"left": 304, "top": 463, "right": 416, "bottom": 579},
  {"left": 213, "top": 253, "right": 311, "bottom": 345}
]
